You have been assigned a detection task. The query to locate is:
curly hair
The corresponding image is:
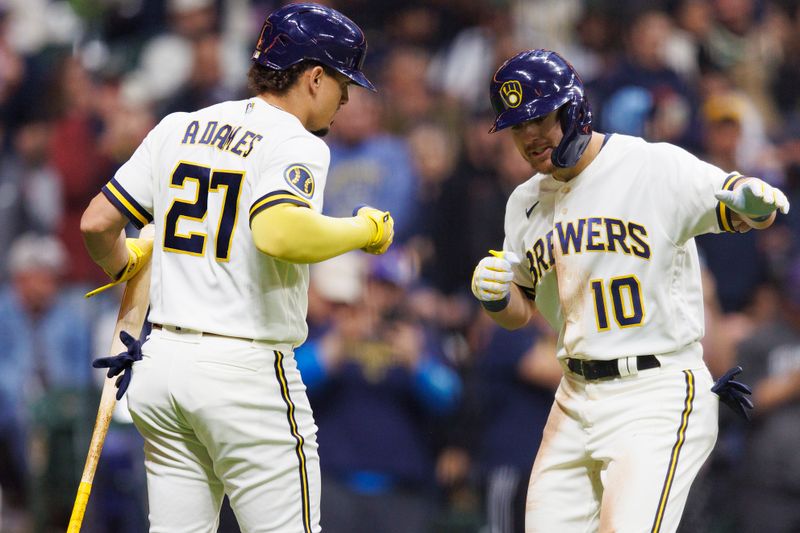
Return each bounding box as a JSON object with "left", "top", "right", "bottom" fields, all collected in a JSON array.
[{"left": 247, "top": 61, "right": 336, "bottom": 96}]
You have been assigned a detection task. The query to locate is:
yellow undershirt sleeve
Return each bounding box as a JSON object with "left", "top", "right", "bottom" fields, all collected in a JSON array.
[{"left": 251, "top": 203, "right": 373, "bottom": 263}]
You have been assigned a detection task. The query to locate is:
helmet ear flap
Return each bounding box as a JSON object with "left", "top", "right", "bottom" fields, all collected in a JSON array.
[
  {"left": 552, "top": 95, "right": 592, "bottom": 168},
  {"left": 558, "top": 99, "right": 576, "bottom": 136}
]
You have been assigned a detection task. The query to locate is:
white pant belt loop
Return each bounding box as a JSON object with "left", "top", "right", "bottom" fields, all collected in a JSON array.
[{"left": 617, "top": 356, "right": 639, "bottom": 378}]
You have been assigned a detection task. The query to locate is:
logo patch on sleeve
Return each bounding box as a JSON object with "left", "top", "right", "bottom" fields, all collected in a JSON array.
[{"left": 283, "top": 164, "right": 315, "bottom": 198}]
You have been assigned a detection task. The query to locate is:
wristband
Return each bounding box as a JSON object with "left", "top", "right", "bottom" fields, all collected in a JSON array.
[{"left": 481, "top": 294, "right": 510, "bottom": 312}]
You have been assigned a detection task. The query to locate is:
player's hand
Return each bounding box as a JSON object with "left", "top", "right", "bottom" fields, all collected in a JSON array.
[
  {"left": 92, "top": 331, "right": 143, "bottom": 400},
  {"left": 711, "top": 366, "right": 754, "bottom": 421},
  {"left": 714, "top": 178, "right": 790, "bottom": 220},
  {"left": 86, "top": 237, "right": 153, "bottom": 298},
  {"left": 471, "top": 250, "right": 521, "bottom": 311},
  {"left": 354, "top": 205, "right": 394, "bottom": 255}
]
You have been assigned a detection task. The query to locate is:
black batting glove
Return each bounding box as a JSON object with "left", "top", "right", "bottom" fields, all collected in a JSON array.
[
  {"left": 711, "top": 366, "right": 754, "bottom": 421},
  {"left": 92, "top": 330, "right": 143, "bottom": 400}
]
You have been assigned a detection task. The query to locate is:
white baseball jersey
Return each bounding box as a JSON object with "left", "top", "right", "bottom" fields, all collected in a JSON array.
[
  {"left": 103, "top": 97, "right": 329, "bottom": 345},
  {"left": 504, "top": 133, "right": 742, "bottom": 360}
]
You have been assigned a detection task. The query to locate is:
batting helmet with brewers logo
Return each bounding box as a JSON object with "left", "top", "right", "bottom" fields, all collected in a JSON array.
[
  {"left": 489, "top": 49, "right": 592, "bottom": 168},
  {"left": 252, "top": 2, "right": 376, "bottom": 91}
]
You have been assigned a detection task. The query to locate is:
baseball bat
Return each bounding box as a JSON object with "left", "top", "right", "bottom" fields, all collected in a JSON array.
[{"left": 67, "top": 224, "right": 154, "bottom": 533}]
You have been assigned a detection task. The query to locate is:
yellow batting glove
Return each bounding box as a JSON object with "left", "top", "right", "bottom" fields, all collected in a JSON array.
[
  {"left": 714, "top": 178, "right": 790, "bottom": 219},
  {"left": 354, "top": 205, "right": 394, "bottom": 255},
  {"left": 471, "top": 249, "right": 521, "bottom": 312},
  {"left": 85, "top": 237, "right": 154, "bottom": 298}
]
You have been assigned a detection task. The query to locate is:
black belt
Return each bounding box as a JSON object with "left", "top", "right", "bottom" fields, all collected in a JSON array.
[{"left": 566, "top": 355, "right": 660, "bottom": 380}]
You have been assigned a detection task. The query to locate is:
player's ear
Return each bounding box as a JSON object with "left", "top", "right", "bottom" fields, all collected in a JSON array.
[{"left": 308, "top": 66, "right": 325, "bottom": 94}]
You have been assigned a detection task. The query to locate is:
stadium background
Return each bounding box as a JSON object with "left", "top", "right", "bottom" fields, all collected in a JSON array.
[{"left": 0, "top": 0, "right": 799, "bottom": 531}]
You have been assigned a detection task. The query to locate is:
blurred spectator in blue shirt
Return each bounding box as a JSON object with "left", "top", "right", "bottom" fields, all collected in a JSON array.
[
  {"left": 0, "top": 234, "right": 94, "bottom": 530},
  {"left": 324, "top": 90, "right": 418, "bottom": 243},
  {"left": 297, "top": 249, "right": 462, "bottom": 533}
]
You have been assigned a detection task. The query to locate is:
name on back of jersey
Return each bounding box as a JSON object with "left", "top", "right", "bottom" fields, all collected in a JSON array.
[
  {"left": 181, "top": 120, "right": 264, "bottom": 158},
  {"left": 526, "top": 217, "right": 651, "bottom": 287}
]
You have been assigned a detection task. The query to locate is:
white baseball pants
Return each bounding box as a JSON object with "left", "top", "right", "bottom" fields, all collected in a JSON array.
[
  {"left": 127, "top": 326, "right": 320, "bottom": 532},
  {"left": 525, "top": 353, "right": 718, "bottom": 533}
]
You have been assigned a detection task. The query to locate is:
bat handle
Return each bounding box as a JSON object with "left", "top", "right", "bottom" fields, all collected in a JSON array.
[{"left": 67, "top": 481, "right": 92, "bottom": 532}]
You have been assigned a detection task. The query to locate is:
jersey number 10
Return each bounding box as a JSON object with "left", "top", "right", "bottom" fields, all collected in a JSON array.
[
  {"left": 164, "top": 162, "right": 244, "bottom": 261},
  {"left": 590, "top": 275, "right": 645, "bottom": 331}
]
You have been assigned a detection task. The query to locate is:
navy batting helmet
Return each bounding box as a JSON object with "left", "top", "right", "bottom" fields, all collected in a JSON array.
[
  {"left": 489, "top": 49, "right": 592, "bottom": 168},
  {"left": 252, "top": 3, "right": 375, "bottom": 91}
]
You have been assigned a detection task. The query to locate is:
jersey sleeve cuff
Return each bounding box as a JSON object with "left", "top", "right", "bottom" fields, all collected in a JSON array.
[
  {"left": 102, "top": 178, "right": 153, "bottom": 229},
  {"left": 249, "top": 190, "right": 312, "bottom": 226},
  {"left": 715, "top": 173, "right": 744, "bottom": 233}
]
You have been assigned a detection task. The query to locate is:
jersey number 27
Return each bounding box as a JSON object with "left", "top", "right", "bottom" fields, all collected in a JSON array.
[{"left": 164, "top": 161, "right": 244, "bottom": 261}]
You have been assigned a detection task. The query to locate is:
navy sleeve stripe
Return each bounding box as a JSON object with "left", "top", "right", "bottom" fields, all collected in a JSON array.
[
  {"left": 249, "top": 197, "right": 310, "bottom": 226},
  {"left": 250, "top": 190, "right": 312, "bottom": 215},
  {"left": 102, "top": 179, "right": 153, "bottom": 229}
]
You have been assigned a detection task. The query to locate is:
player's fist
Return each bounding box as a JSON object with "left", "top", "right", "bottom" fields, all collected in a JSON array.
[
  {"left": 116, "top": 237, "right": 154, "bottom": 282},
  {"left": 471, "top": 250, "right": 521, "bottom": 308},
  {"left": 714, "top": 178, "right": 790, "bottom": 219},
  {"left": 354, "top": 205, "right": 394, "bottom": 255},
  {"left": 86, "top": 234, "right": 154, "bottom": 298}
]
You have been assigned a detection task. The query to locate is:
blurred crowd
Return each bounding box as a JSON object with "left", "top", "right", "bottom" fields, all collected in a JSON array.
[{"left": 1, "top": 0, "right": 800, "bottom": 531}]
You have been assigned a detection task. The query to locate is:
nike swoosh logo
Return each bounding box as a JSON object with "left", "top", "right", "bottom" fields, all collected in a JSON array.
[{"left": 526, "top": 201, "right": 540, "bottom": 218}]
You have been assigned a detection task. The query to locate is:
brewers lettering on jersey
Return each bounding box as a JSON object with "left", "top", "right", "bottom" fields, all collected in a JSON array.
[
  {"left": 80, "top": 4, "right": 394, "bottom": 532},
  {"left": 471, "top": 49, "right": 787, "bottom": 533}
]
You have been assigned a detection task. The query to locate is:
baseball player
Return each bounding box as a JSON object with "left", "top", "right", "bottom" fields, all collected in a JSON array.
[
  {"left": 79, "top": 4, "right": 393, "bottom": 532},
  {"left": 471, "top": 49, "right": 785, "bottom": 533}
]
